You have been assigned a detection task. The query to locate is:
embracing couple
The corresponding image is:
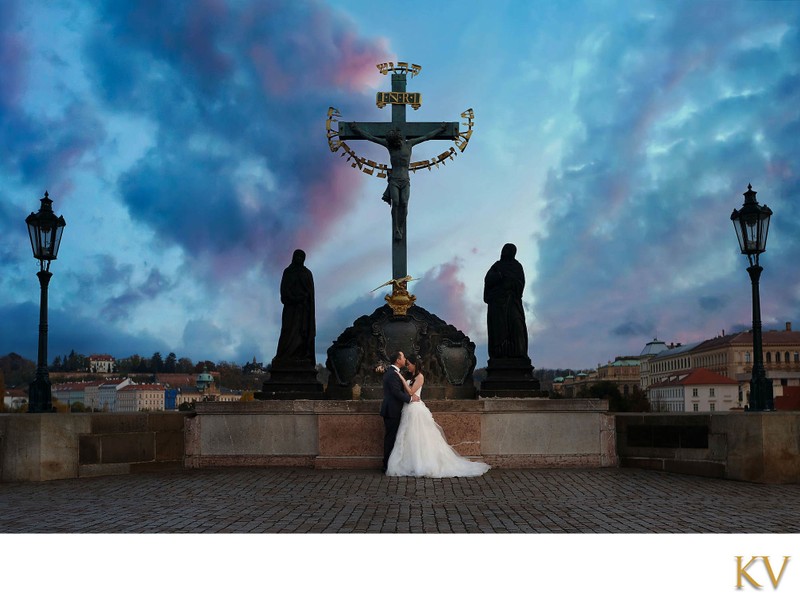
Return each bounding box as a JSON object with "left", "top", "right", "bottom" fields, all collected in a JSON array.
[{"left": 380, "top": 351, "right": 491, "bottom": 478}]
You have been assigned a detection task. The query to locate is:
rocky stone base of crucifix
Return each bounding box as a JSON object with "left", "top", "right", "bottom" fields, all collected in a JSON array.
[
  {"left": 479, "top": 357, "right": 543, "bottom": 398},
  {"left": 325, "top": 305, "right": 477, "bottom": 400},
  {"left": 256, "top": 358, "right": 325, "bottom": 400}
]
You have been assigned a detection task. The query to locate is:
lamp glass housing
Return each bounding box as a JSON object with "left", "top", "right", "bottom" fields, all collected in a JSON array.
[
  {"left": 731, "top": 188, "right": 771, "bottom": 256},
  {"left": 25, "top": 194, "right": 66, "bottom": 261}
]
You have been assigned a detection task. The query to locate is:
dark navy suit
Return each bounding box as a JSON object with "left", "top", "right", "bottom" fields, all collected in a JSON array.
[{"left": 381, "top": 366, "right": 411, "bottom": 471}]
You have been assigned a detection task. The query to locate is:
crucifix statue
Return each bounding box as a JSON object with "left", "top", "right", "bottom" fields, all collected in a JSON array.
[
  {"left": 348, "top": 121, "right": 448, "bottom": 243},
  {"left": 327, "top": 62, "right": 474, "bottom": 283}
]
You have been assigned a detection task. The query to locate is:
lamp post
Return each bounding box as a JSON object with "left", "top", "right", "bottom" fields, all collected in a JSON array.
[
  {"left": 731, "top": 184, "right": 773, "bottom": 412},
  {"left": 25, "top": 191, "right": 66, "bottom": 413}
]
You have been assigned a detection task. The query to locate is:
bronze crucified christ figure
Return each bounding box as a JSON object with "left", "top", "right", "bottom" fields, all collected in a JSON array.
[{"left": 349, "top": 122, "right": 447, "bottom": 241}]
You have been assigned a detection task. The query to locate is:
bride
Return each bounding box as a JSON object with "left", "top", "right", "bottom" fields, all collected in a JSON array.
[{"left": 386, "top": 354, "right": 491, "bottom": 478}]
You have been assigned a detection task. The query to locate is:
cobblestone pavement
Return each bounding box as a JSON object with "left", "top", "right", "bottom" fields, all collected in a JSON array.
[{"left": 2, "top": 467, "right": 799, "bottom": 533}]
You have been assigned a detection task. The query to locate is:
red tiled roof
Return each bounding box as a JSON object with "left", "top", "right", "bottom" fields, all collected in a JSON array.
[
  {"left": 155, "top": 374, "right": 196, "bottom": 387},
  {"left": 678, "top": 368, "right": 738, "bottom": 385},
  {"left": 119, "top": 384, "right": 166, "bottom": 393},
  {"left": 650, "top": 368, "right": 738, "bottom": 388},
  {"left": 89, "top": 354, "right": 115, "bottom": 361}
]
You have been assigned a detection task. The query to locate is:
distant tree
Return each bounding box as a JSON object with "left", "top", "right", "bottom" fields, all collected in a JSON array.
[
  {"left": 69, "top": 401, "right": 89, "bottom": 413},
  {"left": 116, "top": 355, "right": 132, "bottom": 374},
  {"left": 0, "top": 353, "right": 36, "bottom": 387},
  {"left": 0, "top": 370, "right": 5, "bottom": 408},
  {"left": 118, "top": 354, "right": 148, "bottom": 375},
  {"left": 136, "top": 355, "right": 150, "bottom": 373},
  {"left": 164, "top": 352, "right": 177, "bottom": 373},
  {"left": 624, "top": 387, "right": 651, "bottom": 413},
  {"left": 51, "top": 355, "right": 63, "bottom": 371},
  {"left": 194, "top": 360, "right": 216, "bottom": 373},
  {"left": 150, "top": 352, "right": 164, "bottom": 373},
  {"left": 535, "top": 368, "right": 578, "bottom": 393},
  {"left": 217, "top": 361, "right": 244, "bottom": 390},
  {"left": 177, "top": 357, "right": 194, "bottom": 373},
  {"left": 62, "top": 349, "right": 87, "bottom": 372},
  {"left": 579, "top": 381, "right": 623, "bottom": 411}
]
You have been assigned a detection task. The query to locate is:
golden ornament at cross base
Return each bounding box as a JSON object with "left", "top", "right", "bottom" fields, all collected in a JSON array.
[{"left": 385, "top": 282, "right": 416, "bottom": 316}]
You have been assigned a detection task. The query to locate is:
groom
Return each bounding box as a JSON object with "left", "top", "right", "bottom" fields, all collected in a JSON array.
[{"left": 380, "top": 351, "right": 419, "bottom": 473}]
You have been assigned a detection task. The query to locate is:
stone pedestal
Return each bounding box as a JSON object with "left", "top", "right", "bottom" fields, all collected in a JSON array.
[
  {"left": 479, "top": 356, "right": 542, "bottom": 398},
  {"left": 256, "top": 360, "right": 324, "bottom": 400},
  {"left": 325, "top": 305, "right": 477, "bottom": 400}
]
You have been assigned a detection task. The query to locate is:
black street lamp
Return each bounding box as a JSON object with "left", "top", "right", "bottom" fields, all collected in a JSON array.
[
  {"left": 731, "top": 184, "right": 773, "bottom": 412},
  {"left": 25, "top": 191, "right": 66, "bottom": 413}
]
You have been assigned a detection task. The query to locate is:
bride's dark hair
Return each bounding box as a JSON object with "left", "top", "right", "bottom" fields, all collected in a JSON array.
[{"left": 406, "top": 354, "right": 423, "bottom": 379}]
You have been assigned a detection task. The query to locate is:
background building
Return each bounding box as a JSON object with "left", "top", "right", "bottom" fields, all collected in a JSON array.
[
  {"left": 648, "top": 368, "right": 739, "bottom": 412},
  {"left": 559, "top": 358, "right": 642, "bottom": 398},
  {"left": 117, "top": 384, "right": 166, "bottom": 412},
  {"left": 644, "top": 323, "right": 800, "bottom": 409},
  {"left": 89, "top": 354, "right": 116, "bottom": 373}
]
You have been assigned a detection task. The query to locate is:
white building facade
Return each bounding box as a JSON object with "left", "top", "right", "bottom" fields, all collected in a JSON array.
[
  {"left": 117, "top": 384, "right": 166, "bottom": 412},
  {"left": 96, "top": 378, "right": 133, "bottom": 412},
  {"left": 648, "top": 368, "right": 739, "bottom": 413},
  {"left": 89, "top": 354, "right": 116, "bottom": 373}
]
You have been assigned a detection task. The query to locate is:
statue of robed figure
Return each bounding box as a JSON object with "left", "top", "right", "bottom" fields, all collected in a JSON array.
[
  {"left": 275, "top": 249, "right": 316, "bottom": 363},
  {"left": 484, "top": 243, "right": 528, "bottom": 359},
  {"left": 480, "top": 243, "right": 540, "bottom": 397},
  {"left": 258, "top": 249, "right": 324, "bottom": 400}
]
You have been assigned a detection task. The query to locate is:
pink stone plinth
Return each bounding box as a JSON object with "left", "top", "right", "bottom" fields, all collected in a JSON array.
[
  {"left": 431, "top": 412, "right": 481, "bottom": 456},
  {"left": 318, "top": 415, "right": 383, "bottom": 457}
]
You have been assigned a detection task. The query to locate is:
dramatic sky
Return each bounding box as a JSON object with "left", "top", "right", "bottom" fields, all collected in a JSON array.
[{"left": 1, "top": 0, "right": 799, "bottom": 370}]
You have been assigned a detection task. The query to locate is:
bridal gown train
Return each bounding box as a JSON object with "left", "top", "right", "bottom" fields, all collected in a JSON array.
[{"left": 386, "top": 384, "right": 491, "bottom": 478}]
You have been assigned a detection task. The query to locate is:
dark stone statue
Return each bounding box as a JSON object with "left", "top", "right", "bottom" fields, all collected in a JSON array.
[
  {"left": 275, "top": 249, "right": 316, "bottom": 363},
  {"left": 479, "top": 243, "right": 540, "bottom": 397},
  {"left": 258, "top": 249, "right": 324, "bottom": 399},
  {"left": 484, "top": 243, "right": 528, "bottom": 359}
]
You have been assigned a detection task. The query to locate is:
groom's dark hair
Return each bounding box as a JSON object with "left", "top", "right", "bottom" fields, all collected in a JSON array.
[{"left": 389, "top": 351, "right": 403, "bottom": 365}]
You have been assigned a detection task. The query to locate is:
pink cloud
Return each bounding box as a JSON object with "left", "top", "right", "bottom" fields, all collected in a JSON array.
[
  {"left": 331, "top": 31, "right": 391, "bottom": 92},
  {"left": 415, "top": 259, "right": 471, "bottom": 333},
  {"left": 296, "top": 163, "right": 363, "bottom": 248},
  {"left": 249, "top": 43, "right": 292, "bottom": 96}
]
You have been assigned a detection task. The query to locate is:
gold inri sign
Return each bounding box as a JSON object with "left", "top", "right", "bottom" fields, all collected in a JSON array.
[{"left": 376, "top": 91, "right": 421, "bottom": 109}]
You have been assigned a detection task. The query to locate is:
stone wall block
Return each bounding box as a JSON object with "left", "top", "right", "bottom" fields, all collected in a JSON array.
[
  {"left": 100, "top": 432, "right": 155, "bottom": 463},
  {"left": 91, "top": 413, "right": 148, "bottom": 434},
  {"left": 155, "top": 431, "right": 184, "bottom": 461},
  {"left": 79, "top": 436, "right": 101, "bottom": 464}
]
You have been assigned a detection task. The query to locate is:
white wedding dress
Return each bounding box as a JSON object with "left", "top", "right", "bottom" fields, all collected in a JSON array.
[{"left": 386, "top": 383, "right": 491, "bottom": 478}]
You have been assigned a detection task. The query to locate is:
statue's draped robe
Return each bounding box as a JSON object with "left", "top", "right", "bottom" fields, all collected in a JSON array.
[
  {"left": 483, "top": 256, "right": 528, "bottom": 359},
  {"left": 276, "top": 261, "right": 316, "bottom": 362}
]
